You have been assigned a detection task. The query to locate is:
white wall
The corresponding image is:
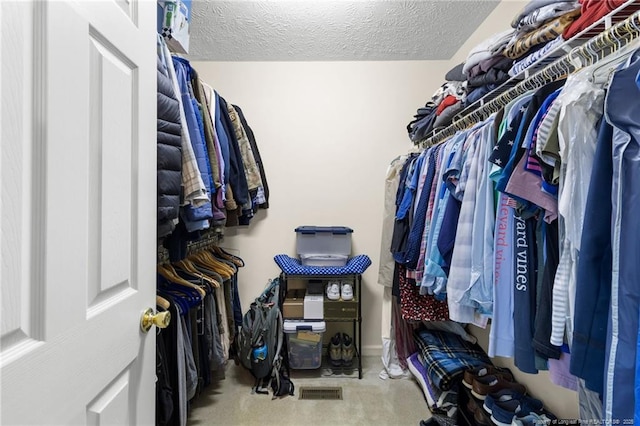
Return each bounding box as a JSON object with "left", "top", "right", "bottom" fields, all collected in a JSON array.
[{"left": 192, "top": 60, "right": 452, "bottom": 354}]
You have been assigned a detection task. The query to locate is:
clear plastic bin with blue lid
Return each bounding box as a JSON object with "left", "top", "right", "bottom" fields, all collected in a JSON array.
[{"left": 295, "top": 226, "right": 353, "bottom": 267}]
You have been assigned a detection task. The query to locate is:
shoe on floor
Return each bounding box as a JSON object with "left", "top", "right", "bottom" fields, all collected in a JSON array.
[
  {"left": 471, "top": 375, "right": 526, "bottom": 400},
  {"left": 490, "top": 398, "right": 545, "bottom": 426},
  {"left": 466, "top": 394, "right": 482, "bottom": 414},
  {"left": 463, "top": 365, "right": 513, "bottom": 389},
  {"left": 473, "top": 405, "right": 493, "bottom": 426},
  {"left": 341, "top": 281, "right": 354, "bottom": 301},
  {"left": 511, "top": 409, "right": 557, "bottom": 426},
  {"left": 341, "top": 333, "right": 354, "bottom": 367},
  {"left": 326, "top": 281, "right": 340, "bottom": 301},
  {"left": 329, "top": 333, "right": 342, "bottom": 366},
  {"left": 483, "top": 389, "right": 528, "bottom": 414}
]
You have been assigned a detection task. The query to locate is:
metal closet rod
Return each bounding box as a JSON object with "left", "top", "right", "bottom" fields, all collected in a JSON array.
[
  {"left": 156, "top": 230, "right": 223, "bottom": 263},
  {"left": 186, "top": 232, "right": 223, "bottom": 253},
  {"left": 418, "top": 10, "right": 640, "bottom": 148}
]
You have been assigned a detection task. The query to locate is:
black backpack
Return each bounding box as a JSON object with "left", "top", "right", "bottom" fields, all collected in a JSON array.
[{"left": 237, "top": 277, "right": 294, "bottom": 398}]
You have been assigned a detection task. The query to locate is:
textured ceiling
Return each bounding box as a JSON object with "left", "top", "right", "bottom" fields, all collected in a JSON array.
[{"left": 189, "top": 1, "right": 499, "bottom": 61}]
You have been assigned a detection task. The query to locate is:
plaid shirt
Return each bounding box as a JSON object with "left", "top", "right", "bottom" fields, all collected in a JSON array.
[{"left": 414, "top": 328, "right": 491, "bottom": 391}]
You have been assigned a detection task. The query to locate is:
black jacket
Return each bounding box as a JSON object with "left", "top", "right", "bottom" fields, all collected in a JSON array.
[{"left": 157, "top": 56, "right": 183, "bottom": 238}]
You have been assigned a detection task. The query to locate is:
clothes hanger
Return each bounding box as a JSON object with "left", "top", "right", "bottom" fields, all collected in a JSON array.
[
  {"left": 158, "top": 263, "right": 207, "bottom": 297},
  {"left": 156, "top": 295, "right": 171, "bottom": 310},
  {"left": 526, "top": 76, "right": 537, "bottom": 91},
  {"left": 189, "top": 251, "right": 234, "bottom": 280},
  {"left": 190, "top": 261, "right": 224, "bottom": 288},
  {"left": 531, "top": 73, "right": 544, "bottom": 90},
  {"left": 552, "top": 59, "right": 561, "bottom": 79},
  {"left": 491, "top": 100, "right": 503, "bottom": 115},
  {"left": 622, "top": 18, "right": 638, "bottom": 41},
  {"left": 588, "top": 39, "right": 639, "bottom": 84},
  {"left": 174, "top": 258, "right": 218, "bottom": 288},
  {"left": 465, "top": 107, "right": 484, "bottom": 128},
  {"left": 631, "top": 14, "right": 640, "bottom": 33},
  {"left": 204, "top": 249, "right": 238, "bottom": 273},
  {"left": 174, "top": 257, "right": 202, "bottom": 274},
  {"left": 541, "top": 65, "right": 553, "bottom": 86},
  {"left": 484, "top": 102, "right": 494, "bottom": 116},
  {"left": 589, "top": 20, "right": 640, "bottom": 77},
  {"left": 157, "top": 289, "right": 189, "bottom": 316},
  {"left": 512, "top": 82, "right": 525, "bottom": 98},
  {"left": 157, "top": 263, "right": 206, "bottom": 298},
  {"left": 158, "top": 285, "right": 199, "bottom": 313},
  {"left": 577, "top": 37, "right": 598, "bottom": 68},
  {"left": 610, "top": 26, "right": 623, "bottom": 54},
  {"left": 568, "top": 46, "right": 584, "bottom": 72},
  {"left": 547, "top": 61, "right": 559, "bottom": 80},
  {"left": 210, "top": 246, "right": 245, "bottom": 267},
  {"left": 578, "top": 45, "right": 594, "bottom": 68},
  {"left": 560, "top": 58, "right": 573, "bottom": 77}
]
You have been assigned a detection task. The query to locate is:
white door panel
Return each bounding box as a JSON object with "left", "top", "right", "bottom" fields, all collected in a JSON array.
[
  {"left": 1, "top": 0, "right": 156, "bottom": 424},
  {"left": 1, "top": 0, "right": 45, "bottom": 365}
]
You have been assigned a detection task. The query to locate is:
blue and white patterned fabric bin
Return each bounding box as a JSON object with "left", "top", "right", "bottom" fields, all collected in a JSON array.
[{"left": 274, "top": 254, "right": 371, "bottom": 276}]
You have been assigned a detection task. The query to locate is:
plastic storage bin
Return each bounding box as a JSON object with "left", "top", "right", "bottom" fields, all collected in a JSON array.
[
  {"left": 295, "top": 226, "right": 353, "bottom": 266},
  {"left": 284, "top": 320, "right": 326, "bottom": 369},
  {"left": 299, "top": 254, "right": 348, "bottom": 267}
]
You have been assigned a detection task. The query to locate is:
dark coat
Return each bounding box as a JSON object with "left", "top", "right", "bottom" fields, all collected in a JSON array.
[{"left": 157, "top": 55, "right": 183, "bottom": 238}]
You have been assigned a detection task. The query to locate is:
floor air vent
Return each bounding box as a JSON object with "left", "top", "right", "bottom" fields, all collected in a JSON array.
[{"left": 298, "top": 386, "right": 343, "bottom": 400}]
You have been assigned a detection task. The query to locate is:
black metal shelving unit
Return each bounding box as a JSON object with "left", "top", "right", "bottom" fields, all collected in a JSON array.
[{"left": 280, "top": 272, "right": 363, "bottom": 379}]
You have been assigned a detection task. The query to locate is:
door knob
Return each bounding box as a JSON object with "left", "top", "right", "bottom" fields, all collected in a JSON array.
[{"left": 140, "top": 308, "right": 171, "bottom": 333}]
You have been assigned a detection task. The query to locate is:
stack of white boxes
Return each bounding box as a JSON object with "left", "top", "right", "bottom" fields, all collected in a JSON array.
[{"left": 303, "top": 279, "right": 324, "bottom": 320}]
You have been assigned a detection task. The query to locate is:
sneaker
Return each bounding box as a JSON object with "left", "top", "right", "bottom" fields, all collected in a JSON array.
[
  {"left": 329, "top": 333, "right": 342, "bottom": 366},
  {"left": 490, "top": 398, "right": 545, "bottom": 426},
  {"left": 341, "top": 333, "right": 354, "bottom": 366},
  {"left": 471, "top": 375, "right": 526, "bottom": 400},
  {"left": 473, "top": 406, "right": 493, "bottom": 426},
  {"left": 511, "top": 410, "right": 557, "bottom": 426},
  {"left": 326, "top": 281, "right": 340, "bottom": 300},
  {"left": 341, "top": 281, "right": 354, "bottom": 301},
  {"left": 463, "top": 365, "right": 513, "bottom": 389},
  {"left": 467, "top": 395, "right": 481, "bottom": 415},
  {"left": 483, "top": 389, "right": 528, "bottom": 414}
]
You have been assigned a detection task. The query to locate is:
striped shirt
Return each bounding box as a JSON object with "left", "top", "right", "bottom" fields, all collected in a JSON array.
[
  {"left": 551, "top": 72, "right": 605, "bottom": 346},
  {"left": 447, "top": 120, "right": 491, "bottom": 325}
]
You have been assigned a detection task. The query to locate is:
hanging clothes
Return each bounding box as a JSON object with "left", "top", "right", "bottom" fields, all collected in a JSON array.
[
  {"left": 157, "top": 42, "right": 183, "bottom": 238},
  {"left": 156, "top": 248, "right": 245, "bottom": 426},
  {"left": 446, "top": 118, "right": 495, "bottom": 326},
  {"left": 159, "top": 42, "right": 208, "bottom": 211},
  {"left": 570, "top": 119, "right": 614, "bottom": 394},
  {"left": 550, "top": 72, "right": 605, "bottom": 347},
  {"left": 603, "top": 48, "right": 640, "bottom": 424},
  {"left": 233, "top": 104, "right": 270, "bottom": 210},
  {"left": 378, "top": 155, "right": 409, "bottom": 287},
  {"left": 190, "top": 69, "right": 227, "bottom": 225},
  {"left": 172, "top": 57, "right": 214, "bottom": 232}
]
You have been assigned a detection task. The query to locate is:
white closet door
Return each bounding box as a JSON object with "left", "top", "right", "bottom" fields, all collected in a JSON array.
[{"left": 1, "top": 0, "right": 157, "bottom": 424}]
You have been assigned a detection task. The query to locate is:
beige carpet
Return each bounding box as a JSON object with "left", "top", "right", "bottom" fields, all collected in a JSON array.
[{"left": 188, "top": 356, "right": 431, "bottom": 426}]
